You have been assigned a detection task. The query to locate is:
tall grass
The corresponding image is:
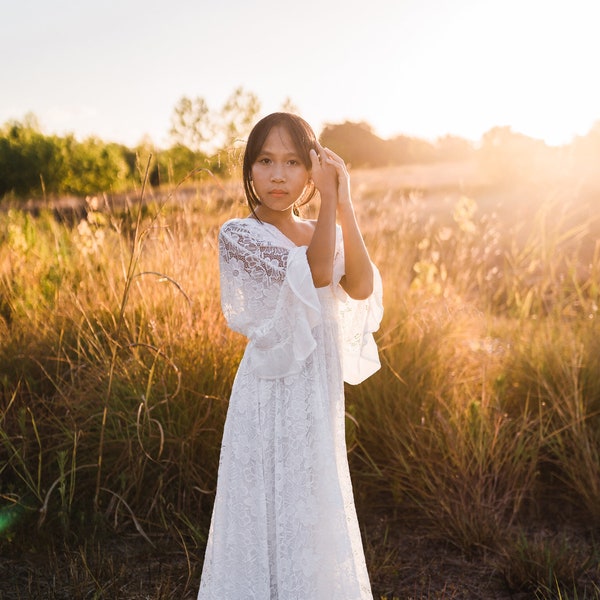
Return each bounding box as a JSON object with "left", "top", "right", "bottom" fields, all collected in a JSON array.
[
  {"left": 1, "top": 169, "right": 600, "bottom": 596},
  {"left": 1, "top": 176, "right": 243, "bottom": 543}
]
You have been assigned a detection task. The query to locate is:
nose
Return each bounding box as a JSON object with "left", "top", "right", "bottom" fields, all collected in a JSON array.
[{"left": 271, "top": 164, "right": 285, "bottom": 182}]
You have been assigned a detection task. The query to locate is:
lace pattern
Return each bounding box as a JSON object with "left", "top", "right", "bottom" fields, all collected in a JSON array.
[{"left": 198, "top": 218, "right": 382, "bottom": 599}]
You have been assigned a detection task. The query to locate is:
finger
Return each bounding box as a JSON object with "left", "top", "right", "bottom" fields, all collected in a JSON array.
[
  {"left": 309, "top": 148, "right": 321, "bottom": 170},
  {"left": 323, "top": 147, "right": 344, "bottom": 165},
  {"left": 318, "top": 147, "right": 345, "bottom": 174},
  {"left": 315, "top": 142, "right": 331, "bottom": 164}
]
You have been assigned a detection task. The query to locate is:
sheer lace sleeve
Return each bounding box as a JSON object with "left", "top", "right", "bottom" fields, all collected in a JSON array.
[
  {"left": 332, "top": 227, "right": 384, "bottom": 385},
  {"left": 219, "top": 219, "right": 321, "bottom": 379}
]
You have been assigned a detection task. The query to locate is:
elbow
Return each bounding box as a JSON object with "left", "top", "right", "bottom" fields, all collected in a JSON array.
[
  {"left": 312, "top": 274, "right": 333, "bottom": 289},
  {"left": 342, "top": 272, "right": 374, "bottom": 300},
  {"left": 311, "top": 266, "right": 333, "bottom": 289},
  {"left": 348, "top": 281, "right": 373, "bottom": 300}
]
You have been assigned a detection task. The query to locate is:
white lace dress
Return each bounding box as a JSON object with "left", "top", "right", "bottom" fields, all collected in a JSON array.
[{"left": 197, "top": 217, "right": 383, "bottom": 600}]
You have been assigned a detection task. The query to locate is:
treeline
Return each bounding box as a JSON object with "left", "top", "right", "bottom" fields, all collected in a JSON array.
[
  {"left": 2, "top": 85, "right": 600, "bottom": 199},
  {"left": 0, "top": 114, "right": 472, "bottom": 200},
  {"left": 0, "top": 115, "right": 228, "bottom": 200},
  {"left": 320, "top": 121, "right": 474, "bottom": 166},
  {"left": 0, "top": 86, "right": 263, "bottom": 199},
  {"left": 0, "top": 113, "right": 474, "bottom": 200}
]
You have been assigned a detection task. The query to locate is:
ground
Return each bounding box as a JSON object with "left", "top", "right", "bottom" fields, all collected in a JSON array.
[{"left": 0, "top": 514, "right": 548, "bottom": 600}]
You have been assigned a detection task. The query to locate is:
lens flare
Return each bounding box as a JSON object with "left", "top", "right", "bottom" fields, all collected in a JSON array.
[{"left": 0, "top": 502, "right": 25, "bottom": 537}]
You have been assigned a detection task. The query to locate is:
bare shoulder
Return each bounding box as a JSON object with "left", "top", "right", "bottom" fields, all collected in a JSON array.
[{"left": 287, "top": 218, "right": 317, "bottom": 247}]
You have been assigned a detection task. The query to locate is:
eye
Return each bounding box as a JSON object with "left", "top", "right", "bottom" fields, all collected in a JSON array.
[
  {"left": 287, "top": 159, "right": 299, "bottom": 166},
  {"left": 257, "top": 157, "right": 271, "bottom": 165}
]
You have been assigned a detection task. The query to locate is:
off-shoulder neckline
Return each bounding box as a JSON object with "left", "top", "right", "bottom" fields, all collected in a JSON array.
[
  {"left": 229, "top": 217, "right": 306, "bottom": 249},
  {"left": 224, "top": 217, "right": 340, "bottom": 250}
]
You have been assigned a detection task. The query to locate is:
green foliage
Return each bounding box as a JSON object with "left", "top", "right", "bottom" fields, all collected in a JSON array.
[
  {"left": 0, "top": 118, "right": 68, "bottom": 196},
  {"left": 0, "top": 118, "right": 135, "bottom": 198},
  {"left": 154, "top": 144, "right": 224, "bottom": 186},
  {"left": 63, "top": 136, "right": 132, "bottom": 196},
  {"left": 0, "top": 86, "right": 263, "bottom": 200}
]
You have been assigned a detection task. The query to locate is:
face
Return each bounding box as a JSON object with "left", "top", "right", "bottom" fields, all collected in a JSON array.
[{"left": 251, "top": 125, "right": 311, "bottom": 215}]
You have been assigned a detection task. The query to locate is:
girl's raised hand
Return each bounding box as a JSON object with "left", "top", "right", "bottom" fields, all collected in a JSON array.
[
  {"left": 309, "top": 142, "right": 339, "bottom": 203},
  {"left": 320, "top": 146, "right": 351, "bottom": 207},
  {"left": 311, "top": 145, "right": 350, "bottom": 204}
]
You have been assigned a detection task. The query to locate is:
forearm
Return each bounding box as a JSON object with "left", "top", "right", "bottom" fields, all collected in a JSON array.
[
  {"left": 338, "top": 200, "right": 374, "bottom": 300},
  {"left": 306, "top": 192, "right": 337, "bottom": 287}
]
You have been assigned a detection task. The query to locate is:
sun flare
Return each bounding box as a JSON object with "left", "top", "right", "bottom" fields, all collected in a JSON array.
[{"left": 360, "top": 0, "right": 600, "bottom": 146}]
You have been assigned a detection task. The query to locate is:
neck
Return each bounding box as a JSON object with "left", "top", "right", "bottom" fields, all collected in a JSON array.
[{"left": 254, "top": 206, "right": 297, "bottom": 226}]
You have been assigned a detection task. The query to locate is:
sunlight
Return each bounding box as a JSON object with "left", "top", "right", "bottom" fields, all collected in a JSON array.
[{"left": 367, "top": 0, "right": 600, "bottom": 146}]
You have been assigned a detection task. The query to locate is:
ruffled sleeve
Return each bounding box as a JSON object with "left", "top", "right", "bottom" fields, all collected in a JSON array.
[
  {"left": 332, "top": 228, "right": 384, "bottom": 385},
  {"left": 219, "top": 219, "right": 321, "bottom": 379}
]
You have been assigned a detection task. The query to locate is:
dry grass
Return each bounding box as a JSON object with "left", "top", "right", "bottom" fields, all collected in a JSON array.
[{"left": 2, "top": 160, "right": 600, "bottom": 598}]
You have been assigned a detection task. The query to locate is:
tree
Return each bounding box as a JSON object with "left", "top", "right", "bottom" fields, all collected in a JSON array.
[
  {"left": 571, "top": 120, "right": 600, "bottom": 186},
  {"left": 435, "top": 135, "right": 474, "bottom": 161},
  {"left": 387, "top": 135, "right": 436, "bottom": 164},
  {"left": 280, "top": 97, "right": 300, "bottom": 115},
  {"left": 0, "top": 116, "right": 68, "bottom": 197},
  {"left": 320, "top": 121, "right": 387, "bottom": 167},
  {"left": 169, "top": 96, "right": 213, "bottom": 153},
  {"left": 168, "top": 87, "right": 261, "bottom": 154},
  {"left": 572, "top": 120, "right": 600, "bottom": 160},
  {"left": 62, "top": 137, "right": 130, "bottom": 196},
  {"left": 478, "top": 126, "right": 547, "bottom": 184},
  {"left": 219, "top": 86, "right": 261, "bottom": 148}
]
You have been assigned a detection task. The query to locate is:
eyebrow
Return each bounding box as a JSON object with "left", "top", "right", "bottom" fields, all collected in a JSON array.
[{"left": 258, "top": 147, "right": 301, "bottom": 157}]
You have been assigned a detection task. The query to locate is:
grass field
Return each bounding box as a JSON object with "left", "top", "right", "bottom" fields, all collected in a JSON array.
[{"left": 1, "top": 157, "right": 600, "bottom": 599}]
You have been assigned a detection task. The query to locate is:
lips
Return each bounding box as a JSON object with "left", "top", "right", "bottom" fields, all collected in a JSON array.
[{"left": 269, "top": 189, "right": 287, "bottom": 197}]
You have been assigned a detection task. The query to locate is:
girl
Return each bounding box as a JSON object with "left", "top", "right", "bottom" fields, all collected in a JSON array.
[{"left": 197, "top": 113, "right": 383, "bottom": 599}]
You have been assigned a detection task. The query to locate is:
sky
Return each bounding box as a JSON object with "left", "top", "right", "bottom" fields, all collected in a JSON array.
[{"left": 1, "top": 0, "right": 599, "bottom": 148}]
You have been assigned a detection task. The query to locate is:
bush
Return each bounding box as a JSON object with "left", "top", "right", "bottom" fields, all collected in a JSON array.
[{"left": 0, "top": 118, "right": 135, "bottom": 198}]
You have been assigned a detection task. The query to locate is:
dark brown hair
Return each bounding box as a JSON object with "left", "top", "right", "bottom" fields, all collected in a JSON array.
[{"left": 242, "top": 112, "right": 318, "bottom": 217}]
